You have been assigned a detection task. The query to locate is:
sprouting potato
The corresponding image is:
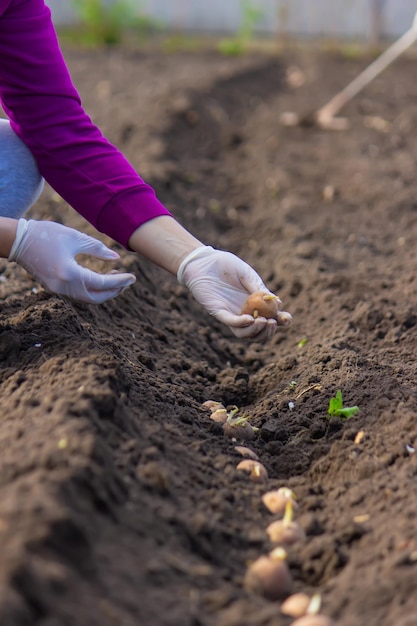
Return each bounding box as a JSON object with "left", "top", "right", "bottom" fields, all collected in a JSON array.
[
  {"left": 241, "top": 291, "right": 281, "bottom": 319},
  {"left": 236, "top": 459, "right": 268, "bottom": 483},
  {"left": 266, "top": 519, "right": 305, "bottom": 546},
  {"left": 201, "top": 400, "right": 228, "bottom": 423},
  {"left": 262, "top": 487, "right": 298, "bottom": 516},
  {"left": 234, "top": 446, "right": 259, "bottom": 461},
  {"left": 290, "top": 616, "right": 335, "bottom": 626},
  {"left": 222, "top": 406, "right": 257, "bottom": 440},
  {"left": 201, "top": 400, "right": 225, "bottom": 412},
  {"left": 223, "top": 418, "right": 256, "bottom": 441},
  {"left": 281, "top": 593, "right": 312, "bottom": 618},
  {"left": 210, "top": 408, "right": 228, "bottom": 423},
  {"left": 244, "top": 547, "right": 292, "bottom": 601},
  {"left": 266, "top": 500, "right": 305, "bottom": 546}
]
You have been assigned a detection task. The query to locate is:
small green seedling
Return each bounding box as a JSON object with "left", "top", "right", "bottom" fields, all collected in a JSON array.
[
  {"left": 328, "top": 390, "right": 359, "bottom": 419},
  {"left": 218, "top": 0, "right": 263, "bottom": 56},
  {"left": 223, "top": 406, "right": 259, "bottom": 441},
  {"left": 70, "top": 0, "right": 158, "bottom": 46},
  {"left": 297, "top": 338, "right": 308, "bottom": 348}
]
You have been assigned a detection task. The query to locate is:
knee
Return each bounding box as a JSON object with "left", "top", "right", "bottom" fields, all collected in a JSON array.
[{"left": 0, "top": 119, "right": 44, "bottom": 218}]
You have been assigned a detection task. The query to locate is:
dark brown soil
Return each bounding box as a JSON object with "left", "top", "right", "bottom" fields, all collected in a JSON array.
[{"left": 1, "top": 45, "right": 417, "bottom": 626}]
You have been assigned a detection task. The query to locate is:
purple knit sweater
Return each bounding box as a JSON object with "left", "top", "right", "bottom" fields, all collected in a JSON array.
[{"left": 0, "top": 0, "right": 172, "bottom": 248}]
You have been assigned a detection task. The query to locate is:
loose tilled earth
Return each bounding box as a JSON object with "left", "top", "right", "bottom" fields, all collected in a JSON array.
[{"left": 1, "top": 42, "right": 417, "bottom": 626}]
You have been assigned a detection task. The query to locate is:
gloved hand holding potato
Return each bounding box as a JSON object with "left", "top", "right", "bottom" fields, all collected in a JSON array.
[{"left": 177, "top": 245, "right": 292, "bottom": 341}]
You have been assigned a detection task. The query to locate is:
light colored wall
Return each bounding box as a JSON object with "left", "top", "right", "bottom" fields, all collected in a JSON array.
[{"left": 47, "top": 0, "right": 417, "bottom": 40}]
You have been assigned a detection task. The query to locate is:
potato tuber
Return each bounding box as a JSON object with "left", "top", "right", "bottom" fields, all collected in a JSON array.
[
  {"left": 223, "top": 407, "right": 257, "bottom": 441},
  {"left": 236, "top": 459, "right": 268, "bottom": 483},
  {"left": 267, "top": 519, "right": 305, "bottom": 546},
  {"left": 290, "top": 616, "right": 335, "bottom": 626},
  {"left": 262, "top": 487, "right": 298, "bottom": 516},
  {"left": 266, "top": 500, "right": 305, "bottom": 546},
  {"left": 241, "top": 291, "right": 281, "bottom": 319},
  {"left": 201, "top": 400, "right": 225, "bottom": 412},
  {"left": 235, "top": 446, "right": 259, "bottom": 461},
  {"left": 223, "top": 418, "right": 256, "bottom": 441},
  {"left": 211, "top": 408, "right": 228, "bottom": 424},
  {"left": 281, "top": 593, "right": 312, "bottom": 618},
  {"left": 244, "top": 547, "right": 292, "bottom": 601}
]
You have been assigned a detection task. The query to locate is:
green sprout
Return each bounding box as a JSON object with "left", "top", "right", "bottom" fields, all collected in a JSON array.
[
  {"left": 225, "top": 406, "right": 259, "bottom": 432},
  {"left": 70, "top": 0, "right": 158, "bottom": 46},
  {"left": 225, "top": 406, "right": 240, "bottom": 421},
  {"left": 218, "top": 0, "right": 263, "bottom": 56},
  {"left": 297, "top": 338, "right": 308, "bottom": 348},
  {"left": 328, "top": 390, "right": 359, "bottom": 420}
]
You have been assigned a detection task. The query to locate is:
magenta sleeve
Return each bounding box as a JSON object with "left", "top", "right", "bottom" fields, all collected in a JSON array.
[{"left": 0, "top": 0, "right": 172, "bottom": 248}]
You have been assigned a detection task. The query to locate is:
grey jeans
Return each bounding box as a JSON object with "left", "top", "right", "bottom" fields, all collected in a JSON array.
[{"left": 0, "top": 118, "right": 44, "bottom": 218}]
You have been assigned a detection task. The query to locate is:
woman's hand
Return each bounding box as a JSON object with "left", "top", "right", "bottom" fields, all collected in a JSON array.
[
  {"left": 178, "top": 246, "right": 292, "bottom": 341},
  {"left": 128, "top": 216, "right": 292, "bottom": 341},
  {"left": 9, "top": 219, "right": 136, "bottom": 303}
]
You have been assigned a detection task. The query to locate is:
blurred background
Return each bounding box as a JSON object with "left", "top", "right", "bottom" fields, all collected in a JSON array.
[{"left": 47, "top": 0, "right": 417, "bottom": 44}]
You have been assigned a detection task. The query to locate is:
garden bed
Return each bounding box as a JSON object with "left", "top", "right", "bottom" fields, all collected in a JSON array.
[{"left": 0, "top": 45, "right": 416, "bottom": 626}]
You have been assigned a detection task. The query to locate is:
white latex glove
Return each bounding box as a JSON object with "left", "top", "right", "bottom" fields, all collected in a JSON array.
[
  {"left": 177, "top": 246, "right": 292, "bottom": 341},
  {"left": 8, "top": 218, "right": 136, "bottom": 304}
]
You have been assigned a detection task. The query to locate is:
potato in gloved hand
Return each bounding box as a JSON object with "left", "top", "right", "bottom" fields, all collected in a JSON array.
[{"left": 241, "top": 291, "right": 283, "bottom": 320}]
